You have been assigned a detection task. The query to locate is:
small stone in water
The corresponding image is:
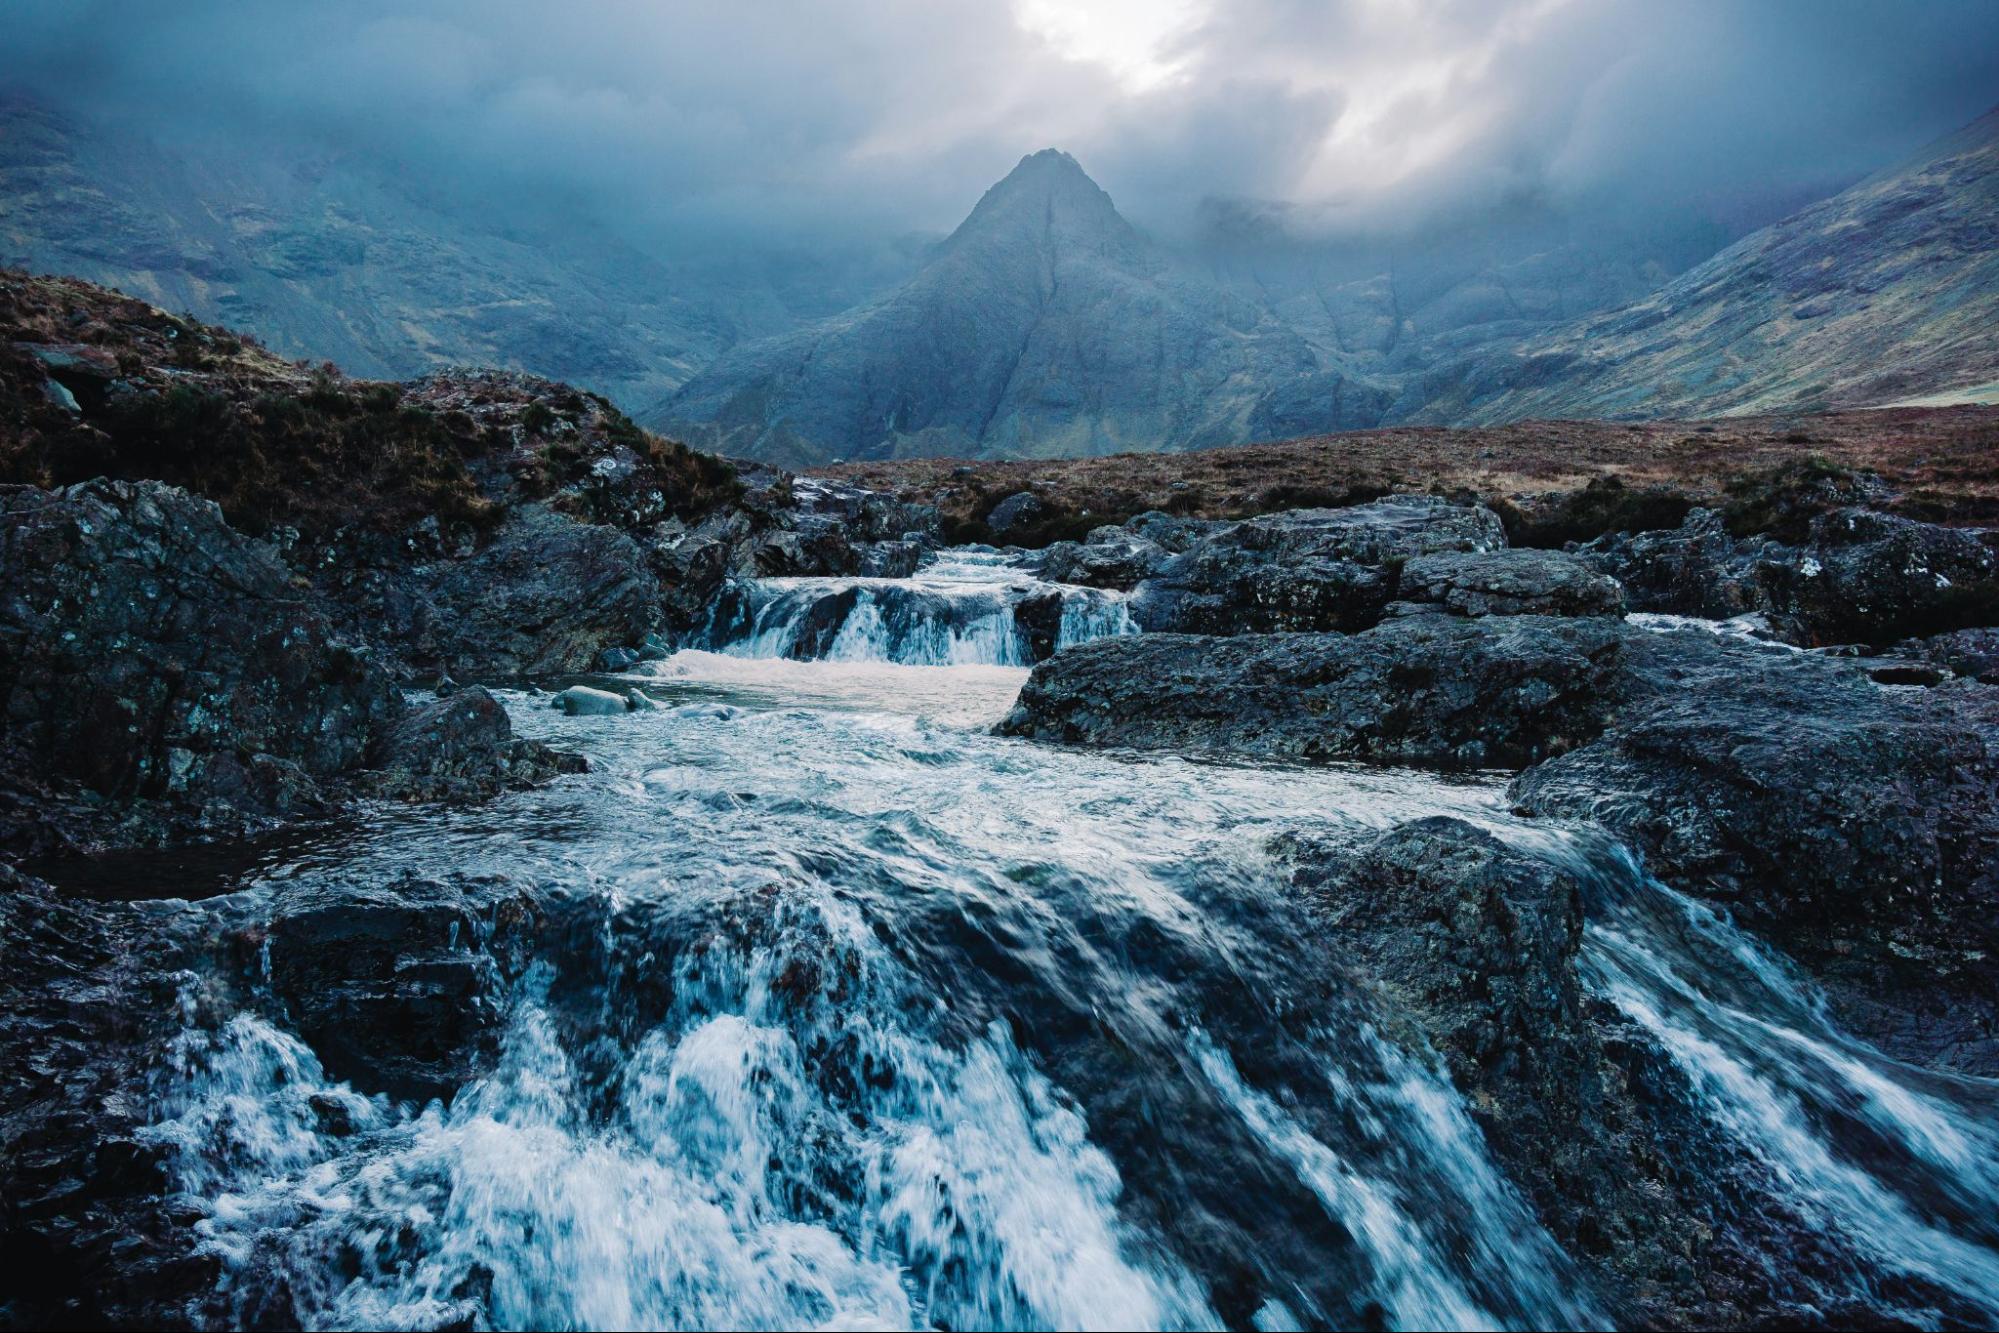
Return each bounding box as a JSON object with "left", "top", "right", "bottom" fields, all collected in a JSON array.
[{"left": 553, "top": 685, "right": 631, "bottom": 716}]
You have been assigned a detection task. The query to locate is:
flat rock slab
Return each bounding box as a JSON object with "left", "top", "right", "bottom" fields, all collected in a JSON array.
[
  {"left": 998, "top": 613, "right": 1626, "bottom": 768},
  {"left": 1399, "top": 548, "right": 1627, "bottom": 617}
]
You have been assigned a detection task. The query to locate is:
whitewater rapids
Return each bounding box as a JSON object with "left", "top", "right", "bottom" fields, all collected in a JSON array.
[{"left": 132, "top": 560, "right": 1999, "bottom": 1331}]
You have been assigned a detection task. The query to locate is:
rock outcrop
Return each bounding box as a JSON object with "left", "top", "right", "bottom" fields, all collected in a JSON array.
[
  {"left": 1007, "top": 571, "right": 1999, "bottom": 1073},
  {"left": 999, "top": 614, "right": 1625, "bottom": 767},
  {"left": 1129, "top": 496, "right": 1507, "bottom": 635},
  {"left": 0, "top": 480, "right": 401, "bottom": 851},
  {"left": 1397, "top": 548, "right": 1626, "bottom": 618},
  {"left": 1584, "top": 505, "right": 1999, "bottom": 647},
  {"left": 0, "top": 478, "right": 583, "bottom": 856},
  {"left": 1278, "top": 818, "right": 1928, "bottom": 1329},
  {"left": 265, "top": 873, "right": 544, "bottom": 1100},
  {"left": 366, "top": 687, "right": 584, "bottom": 802},
  {"left": 0, "top": 868, "right": 214, "bottom": 1328},
  {"left": 0, "top": 274, "right": 933, "bottom": 682},
  {"left": 1579, "top": 509, "right": 1772, "bottom": 621},
  {"left": 1031, "top": 511, "right": 1220, "bottom": 590},
  {"left": 1902, "top": 625, "right": 1999, "bottom": 682},
  {"left": 1757, "top": 508, "right": 1999, "bottom": 645},
  {"left": 1509, "top": 652, "right": 1999, "bottom": 1074}
]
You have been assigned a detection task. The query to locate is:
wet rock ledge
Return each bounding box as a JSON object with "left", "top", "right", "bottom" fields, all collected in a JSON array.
[
  {"left": 0, "top": 270, "right": 940, "bottom": 858},
  {"left": 1001, "top": 494, "right": 1999, "bottom": 1079}
]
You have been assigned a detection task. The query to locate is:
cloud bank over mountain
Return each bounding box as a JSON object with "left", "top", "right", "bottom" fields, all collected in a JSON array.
[{"left": 5, "top": 0, "right": 1997, "bottom": 254}]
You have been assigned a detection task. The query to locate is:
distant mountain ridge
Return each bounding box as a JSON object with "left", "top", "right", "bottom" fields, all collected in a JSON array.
[
  {"left": 6, "top": 89, "right": 1995, "bottom": 460},
  {"left": 1419, "top": 106, "right": 1999, "bottom": 424},
  {"left": 660, "top": 113, "right": 1999, "bottom": 461},
  {"left": 0, "top": 97, "right": 916, "bottom": 409},
  {"left": 653, "top": 150, "right": 1362, "bottom": 465}
]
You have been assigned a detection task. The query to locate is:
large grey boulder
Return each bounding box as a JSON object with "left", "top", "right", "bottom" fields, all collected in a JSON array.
[
  {"left": 1130, "top": 496, "right": 1507, "bottom": 635},
  {"left": 1585, "top": 506, "right": 1999, "bottom": 646},
  {"left": 985, "top": 490, "right": 1046, "bottom": 536},
  {"left": 1031, "top": 532, "right": 1169, "bottom": 590},
  {"left": 1399, "top": 548, "right": 1626, "bottom": 618},
  {"left": 0, "top": 480, "right": 402, "bottom": 849},
  {"left": 998, "top": 614, "right": 1624, "bottom": 768},
  {"left": 367, "top": 687, "right": 584, "bottom": 800},
  {"left": 1578, "top": 508, "right": 1771, "bottom": 619},
  {"left": 1032, "top": 510, "right": 1224, "bottom": 590},
  {"left": 1756, "top": 508, "right": 1999, "bottom": 645},
  {"left": 397, "top": 505, "right": 665, "bottom": 677},
  {"left": 1508, "top": 657, "right": 1999, "bottom": 1074}
]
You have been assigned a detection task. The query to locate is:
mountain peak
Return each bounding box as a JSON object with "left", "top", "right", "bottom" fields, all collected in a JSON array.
[
  {"left": 944, "top": 148, "right": 1139, "bottom": 260},
  {"left": 1008, "top": 147, "right": 1090, "bottom": 178}
]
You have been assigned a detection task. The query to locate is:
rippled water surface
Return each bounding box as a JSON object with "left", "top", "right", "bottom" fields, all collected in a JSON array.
[{"left": 140, "top": 563, "right": 1999, "bottom": 1331}]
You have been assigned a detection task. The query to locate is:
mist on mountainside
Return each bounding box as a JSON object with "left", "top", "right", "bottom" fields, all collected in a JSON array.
[{"left": 3, "top": 0, "right": 1996, "bottom": 448}]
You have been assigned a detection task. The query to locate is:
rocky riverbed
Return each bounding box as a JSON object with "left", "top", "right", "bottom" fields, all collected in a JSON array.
[{"left": 5, "top": 273, "right": 1999, "bottom": 1331}]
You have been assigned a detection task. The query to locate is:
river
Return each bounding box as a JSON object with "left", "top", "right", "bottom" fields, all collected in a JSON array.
[{"left": 134, "top": 552, "right": 1999, "bottom": 1330}]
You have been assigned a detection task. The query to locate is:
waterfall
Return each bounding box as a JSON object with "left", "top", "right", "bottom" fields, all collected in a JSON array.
[
  {"left": 126, "top": 673, "right": 1999, "bottom": 1331},
  {"left": 689, "top": 549, "right": 1135, "bottom": 666}
]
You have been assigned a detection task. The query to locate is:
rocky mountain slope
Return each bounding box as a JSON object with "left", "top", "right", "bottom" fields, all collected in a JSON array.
[
  {"left": 9, "top": 92, "right": 1996, "bottom": 460},
  {"left": 655, "top": 150, "right": 1356, "bottom": 465},
  {"left": 1425, "top": 107, "right": 1999, "bottom": 423},
  {"left": 661, "top": 112, "right": 1999, "bottom": 460},
  {"left": 0, "top": 97, "right": 912, "bottom": 411}
]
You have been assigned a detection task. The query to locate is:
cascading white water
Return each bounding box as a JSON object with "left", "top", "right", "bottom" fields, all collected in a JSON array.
[
  {"left": 132, "top": 658, "right": 1999, "bottom": 1330},
  {"left": 692, "top": 549, "right": 1135, "bottom": 666},
  {"left": 1562, "top": 838, "right": 1999, "bottom": 1323}
]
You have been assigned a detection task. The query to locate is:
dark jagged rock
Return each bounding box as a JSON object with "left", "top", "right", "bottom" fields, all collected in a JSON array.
[
  {"left": 365, "top": 687, "right": 585, "bottom": 802},
  {"left": 396, "top": 504, "right": 664, "bottom": 677},
  {"left": 1756, "top": 508, "right": 1999, "bottom": 645},
  {"left": 1901, "top": 625, "right": 1999, "bottom": 682},
  {"left": 1121, "top": 510, "right": 1227, "bottom": 552},
  {"left": 0, "top": 479, "right": 402, "bottom": 851},
  {"left": 1005, "top": 594, "right": 1999, "bottom": 1071},
  {"left": 855, "top": 539, "right": 926, "bottom": 578},
  {"left": 1578, "top": 509, "right": 1773, "bottom": 620},
  {"left": 1509, "top": 654, "right": 1999, "bottom": 1074},
  {"left": 265, "top": 873, "right": 544, "bottom": 1101},
  {"left": 744, "top": 472, "right": 939, "bottom": 579},
  {"left": 999, "top": 614, "right": 1624, "bottom": 767},
  {"left": 1030, "top": 532, "right": 1169, "bottom": 591},
  {"left": 985, "top": 490, "right": 1046, "bottom": 536},
  {"left": 1585, "top": 506, "right": 1999, "bottom": 647},
  {"left": 0, "top": 478, "right": 588, "bottom": 857},
  {"left": 1281, "top": 818, "right": 1588, "bottom": 1123},
  {"left": 1030, "top": 510, "right": 1225, "bottom": 590},
  {"left": 1130, "top": 496, "right": 1507, "bottom": 635},
  {"left": 1275, "top": 819, "right": 1913, "bottom": 1329},
  {"left": 1011, "top": 591, "right": 1065, "bottom": 661},
  {"left": 1398, "top": 548, "right": 1626, "bottom": 618},
  {"left": 0, "top": 867, "right": 212, "bottom": 1328}
]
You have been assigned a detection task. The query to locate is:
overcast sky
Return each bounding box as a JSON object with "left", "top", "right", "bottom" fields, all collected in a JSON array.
[{"left": 6, "top": 0, "right": 1998, "bottom": 250}]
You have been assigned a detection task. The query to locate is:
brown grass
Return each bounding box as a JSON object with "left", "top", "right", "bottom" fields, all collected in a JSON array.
[{"left": 819, "top": 408, "right": 1999, "bottom": 546}]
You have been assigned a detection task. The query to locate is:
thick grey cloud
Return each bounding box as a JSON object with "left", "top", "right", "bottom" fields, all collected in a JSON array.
[{"left": 4, "top": 0, "right": 1997, "bottom": 250}]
